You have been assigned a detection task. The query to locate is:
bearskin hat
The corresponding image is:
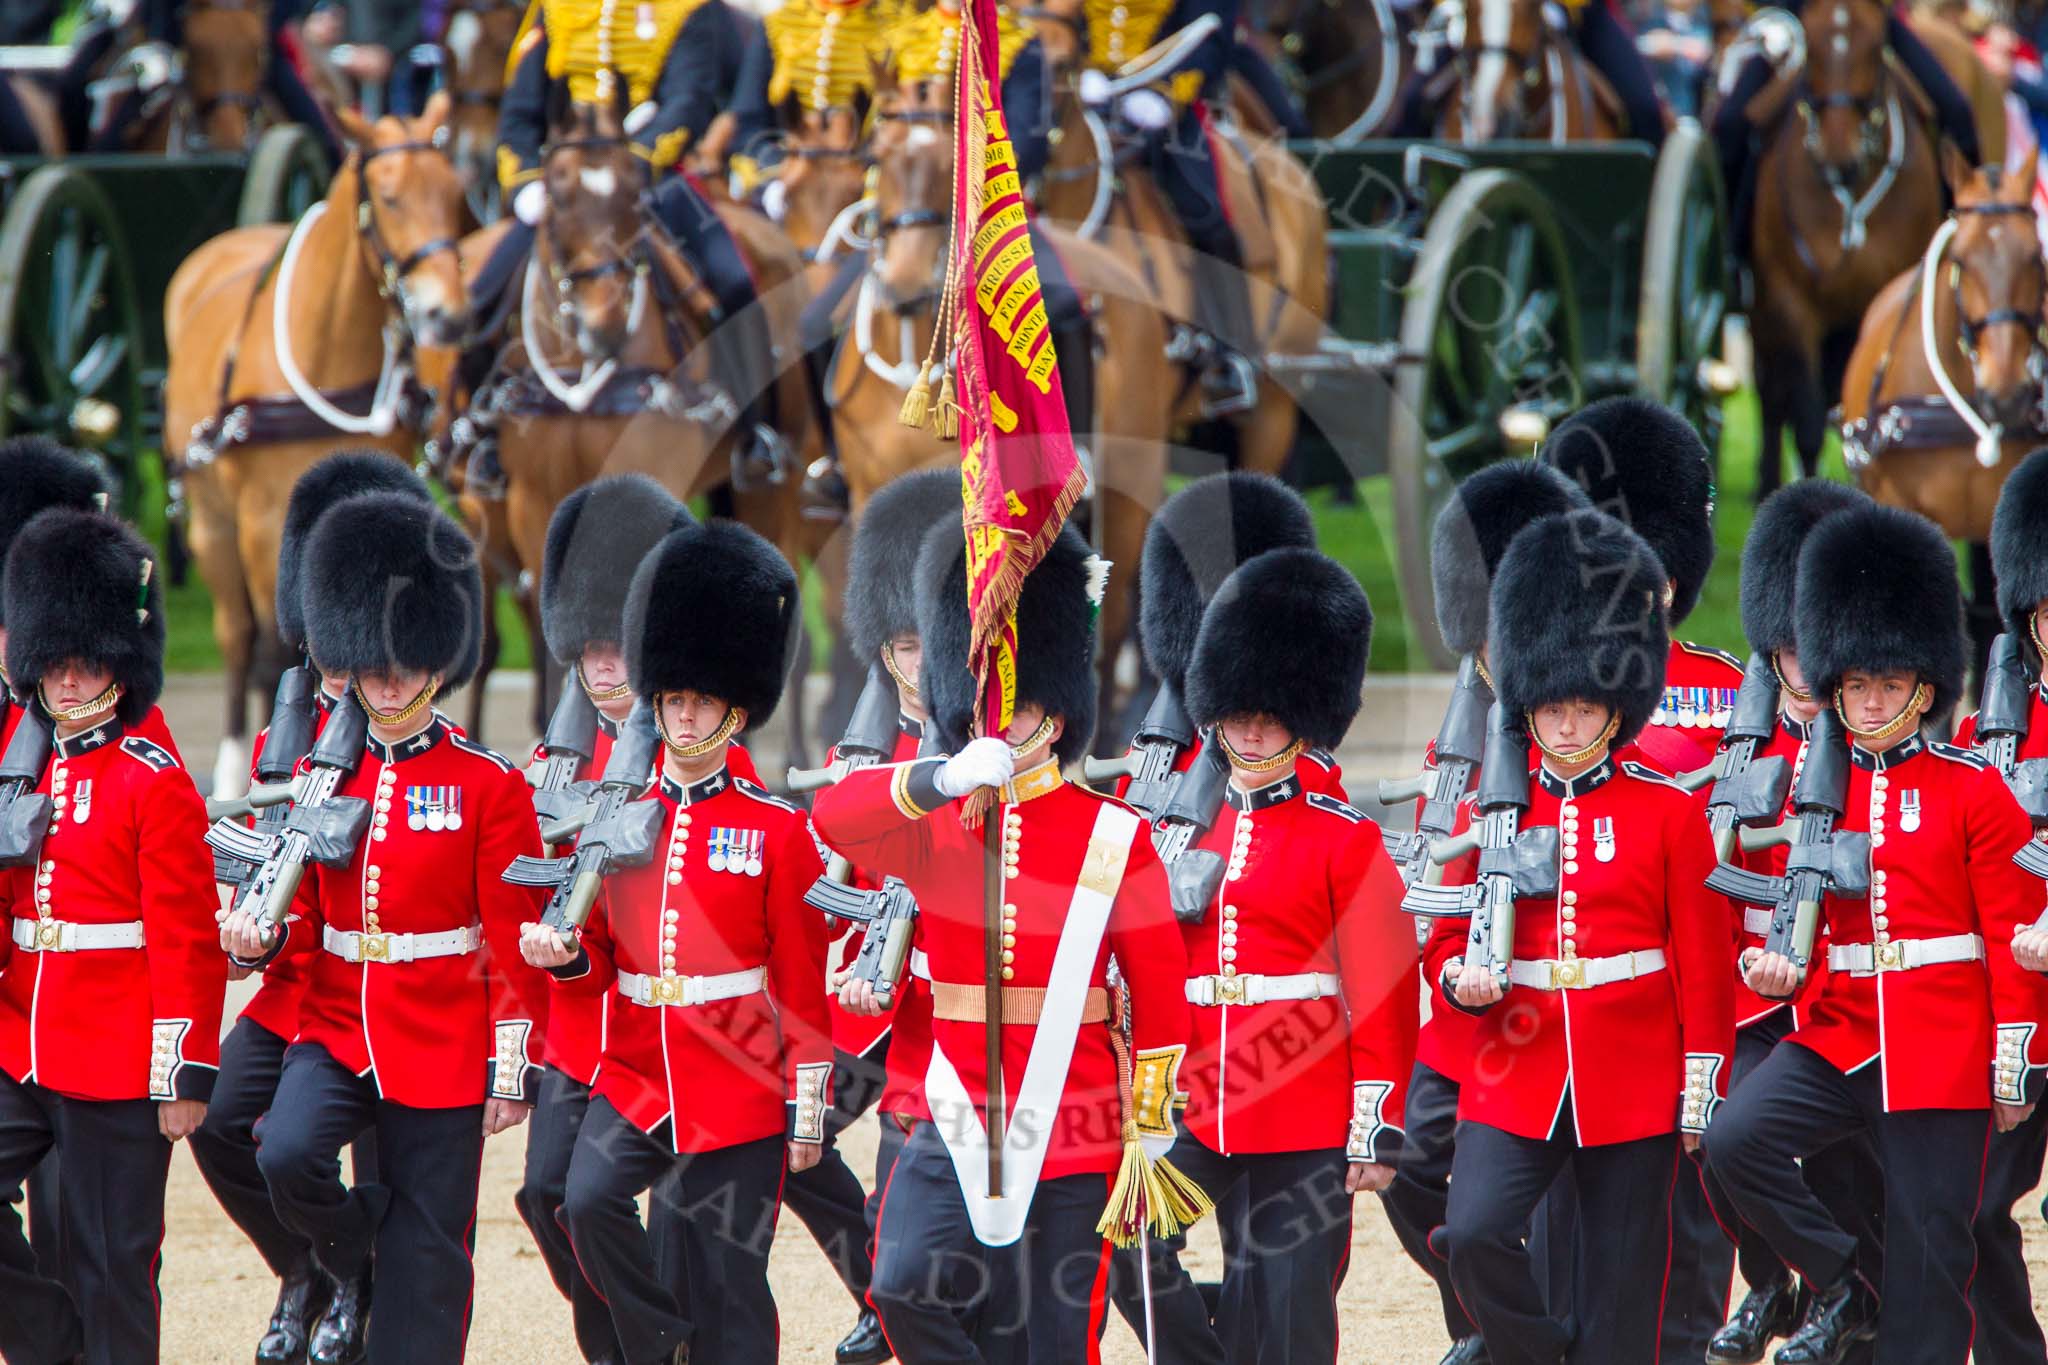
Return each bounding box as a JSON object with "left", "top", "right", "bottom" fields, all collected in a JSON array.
[
  {"left": 1991, "top": 448, "right": 2048, "bottom": 648},
  {"left": 846, "top": 468, "right": 959, "bottom": 661},
  {"left": 1795, "top": 502, "right": 1966, "bottom": 721},
  {"left": 1184, "top": 548, "right": 1371, "bottom": 750},
  {"left": 275, "top": 451, "right": 431, "bottom": 651},
  {"left": 541, "top": 475, "right": 694, "bottom": 667},
  {"left": 1139, "top": 473, "right": 1316, "bottom": 693},
  {"left": 1542, "top": 396, "right": 1717, "bottom": 625},
  {"left": 1738, "top": 479, "right": 1870, "bottom": 658},
  {"left": 301, "top": 492, "right": 485, "bottom": 688},
  {"left": 3, "top": 508, "right": 164, "bottom": 726},
  {"left": 1489, "top": 510, "right": 1669, "bottom": 748},
  {"left": 1431, "top": 460, "right": 1590, "bottom": 657},
  {"left": 0, "top": 437, "right": 107, "bottom": 628},
  {"left": 916, "top": 520, "right": 1100, "bottom": 764},
  {"left": 622, "top": 520, "right": 799, "bottom": 728}
]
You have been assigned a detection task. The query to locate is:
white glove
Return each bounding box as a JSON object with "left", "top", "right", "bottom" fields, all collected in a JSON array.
[
  {"left": 761, "top": 177, "right": 789, "bottom": 224},
  {"left": 935, "top": 737, "right": 1016, "bottom": 799},
  {"left": 1077, "top": 67, "right": 1112, "bottom": 108},
  {"left": 1118, "top": 89, "right": 1174, "bottom": 131},
  {"left": 514, "top": 180, "right": 546, "bottom": 227}
]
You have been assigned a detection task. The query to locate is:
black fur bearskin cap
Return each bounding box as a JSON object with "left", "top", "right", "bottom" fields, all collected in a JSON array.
[
  {"left": 623, "top": 520, "right": 800, "bottom": 729},
  {"left": 301, "top": 492, "right": 485, "bottom": 689},
  {"left": 1738, "top": 479, "right": 1870, "bottom": 658},
  {"left": 846, "top": 468, "right": 960, "bottom": 661},
  {"left": 3, "top": 508, "right": 164, "bottom": 725},
  {"left": 1542, "top": 396, "right": 1717, "bottom": 626},
  {"left": 1488, "top": 510, "right": 1669, "bottom": 749},
  {"left": 1184, "top": 548, "right": 1372, "bottom": 750},
  {"left": 1991, "top": 448, "right": 2048, "bottom": 651},
  {"left": 275, "top": 451, "right": 431, "bottom": 651},
  {"left": 541, "top": 474, "right": 695, "bottom": 667},
  {"left": 915, "top": 520, "right": 1101, "bottom": 764},
  {"left": 1431, "top": 460, "right": 1591, "bottom": 657},
  {"left": 1795, "top": 502, "right": 1966, "bottom": 721},
  {"left": 0, "top": 436, "right": 108, "bottom": 629},
  {"left": 1139, "top": 473, "right": 1315, "bottom": 694}
]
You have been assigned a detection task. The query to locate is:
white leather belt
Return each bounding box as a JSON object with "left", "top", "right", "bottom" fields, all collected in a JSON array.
[
  {"left": 1186, "top": 971, "right": 1339, "bottom": 1007},
  {"left": 1744, "top": 907, "right": 1774, "bottom": 937},
  {"left": 322, "top": 923, "right": 482, "bottom": 964},
  {"left": 12, "top": 918, "right": 144, "bottom": 953},
  {"left": 909, "top": 948, "right": 931, "bottom": 982},
  {"left": 617, "top": 966, "right": 767, "bottom": 1007},
  {"left": 1508, "top": 949, "right": 1666, "bottom": 991},
  {"left": 1829, "top": 933, "right": 1984, "bottom": 975}
]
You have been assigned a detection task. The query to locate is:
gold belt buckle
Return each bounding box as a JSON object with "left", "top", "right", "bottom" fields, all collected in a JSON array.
[
  {"left": 1874, "top": 942, "right": 1903, "bottom": 970},
  {"left": 1213, "top": 975, "right": 1247, "bottom": 1006},
  {"left": 651, "top": 975, "right": 687, "bottom": 1006},
  {"left": 1552, "top": 959, "right": 1585, "bottom": 989},
  {"left": 358, "top": 932, "right": 391, "bottom": 963},
  {"left": 36, "top": 920, "right": 59, "bottom": 950}
]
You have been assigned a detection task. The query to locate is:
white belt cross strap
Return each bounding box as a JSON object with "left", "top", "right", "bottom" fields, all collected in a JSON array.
[
  {"left": 11, "top": 918, "right": 144, "bottom": 953},
  {"left": 1508, "top": 949, "right": 1666, "bottom": 991},
  {"left": 322, "top": 923, "right": 482, "bottom": 964},
  {"left": 617, "top": 966, "right": 767, "bottom": 1007},
  {"left": 1829, "top": 933, "right": 1984, "bottom": 976},
  {"left": 1186, "top": 972, "right": 1339, "bottom": 1007},
  {"left": 1744, "top": 907, "right": 1774, "bottom": 937},
  {"left": 925, "top": 802, "right": 1142, "bottom": 1248}
]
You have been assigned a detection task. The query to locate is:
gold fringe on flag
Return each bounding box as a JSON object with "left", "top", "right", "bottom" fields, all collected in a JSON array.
[
  {"left": 899, "top": 361, "right": 935, "bottom": 429},
  {"left": 1096, "top": 997, "right": 1213, "bottom": 1246}
]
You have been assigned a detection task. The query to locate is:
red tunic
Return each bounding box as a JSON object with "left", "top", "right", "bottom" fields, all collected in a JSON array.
[
  {"left": 557, "top": 766, "right": 832, "bottom": 1151},
  {"left": 814, "top": 759, "right": 1192, "bottom": 1181},
  {"left": 1789, "top": 734, "right": 2048, "bottom": 1110},
  {"left": 829, "top": 714, "right": 926, "bottom": 1069},
  {"left": 273, "top": 716, "right": 552, "bottom": 1107},
  {"left": 1177, "top": 777, "right": 1418, "bottom": 1160},
  {"left": 1621, "top": 640, "right": 1745, "bottom": 777},
  {"left": 1435, "top": 757, "right": 1735, "bottom": 1146},
  {"left": 0, "top": 715, "right": 223, "bottom": 1102}
]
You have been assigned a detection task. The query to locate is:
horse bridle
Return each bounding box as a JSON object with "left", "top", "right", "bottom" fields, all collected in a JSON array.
[
  {"left": 1947, "top": 200, "right": 2048, "bottom": 368},
  {"left": 535, "top": 134, "right": 659, "bottom": 294},
  {"left": 354, "top": 138, "right": 462, "bottom": 300}
]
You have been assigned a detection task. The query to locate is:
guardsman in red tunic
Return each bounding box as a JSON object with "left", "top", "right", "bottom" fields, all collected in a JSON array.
[
  {"left": 1705, "top": 503, "right": 2048, "bottom": 1365},
  {"left": 221, "top": 492, "right": 552, "bottom": 1365},
  {"left": 1544, "top": 396, "right": 1747, "bottom": 779},
  {"left": 188, "top": 450, "right": 430, "bottom": 1365},
  {"left": 1439, "top": 509, "right": 1735, "bottom": 1365},
  {"left": 1149, "top": 545, "right": 1420, "bottom": 1358},
  {"left": 522, "top": 520, "right": 827, "bottom": 1365},
  {"left": 817, "top": 523, "right": 1195, "bottom": 1364},
  {"left": 0, "top": 507, "right": 223, "bottom": 1365},
  {"left": 1699, "top": 479, "right": 1884, "bottom": 1365},
  {"left": 1396, "top": 458, "right": 1590, "bottom": 1365}
]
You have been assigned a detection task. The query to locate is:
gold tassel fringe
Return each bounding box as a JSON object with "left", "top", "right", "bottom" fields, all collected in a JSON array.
[
  {"left": 933, "top": 370, "right": 960, "bottom": 441},
  {"left": 1095, "top": 1131, "right": 1215, "bottom": 1247},
  {"left": 899, "top": 363, "right": 934, "bottom": 429}
]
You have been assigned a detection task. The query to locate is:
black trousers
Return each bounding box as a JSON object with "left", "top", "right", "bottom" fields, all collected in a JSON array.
[
  {"left": 870, "top": 1120, "right": 1115, "bottom": 1365},
  {"left": 257, "top": 1043, "right": 485, "bottom": 1365},
  {"left": 1382, "top": 1060, "right": 1481, "bottom": 1342},
  {"left": 1971, "top": 1099, "right": 2048, "bottom": 1365},
  {"left": 1445, "top": 1114, "right": 1679, "bottom": 1365},
  {"left": 0, "top": 1071, "right": 169, "bottom": 1365},
  {"left": 783, "top": 1043, "right": 885, "bottom": 1314},
  {"left": 190, "top": 1016, "right": 381, "bottom": 1284},
  {"left": 869, "top": 1110, "right": 912, "bottom": 1238},
  {"left": 562, "top": 1098, "right": 785, "bottom": 1365},
  {"left": 1704, "top": 1041, "right": 1988, "bottom": 1365}
]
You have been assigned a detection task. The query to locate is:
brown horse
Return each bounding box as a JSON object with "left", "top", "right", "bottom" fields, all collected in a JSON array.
[
  {"left": 163, "top": 97, "right": 467, "bottom": 793},
  {"left": 1433, "top": 0, "right": 1625, "bottom": 141},
  {"left": 1843, "top": 155, "right": 2046, "bottom": 664},
  {"left": 1026, "top": 0, "right": 1329, "bottom": 478},
  {"left": 441, "top": 0, "right": 525, "bottom": 221},
  {"left": 1250, "top": 0, "right": 1416, "bottom": 140},
  {"left": 774, "top": 105, "right": 879, "bottom": 295},
  {"left": 1745, "top": 0, "right": 1946, "bottom": 497},
  {"left": 836, "top": 78, "right": 1168, "bottom": 745},
  {"left": 105, "top": 0, "right": 273, "bottom": 152}
]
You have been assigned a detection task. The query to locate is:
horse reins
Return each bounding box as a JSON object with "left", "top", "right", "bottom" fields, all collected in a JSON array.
[
  {"left": 1947, "top": 200, "right": 2048, "bottom": 363},
  {"left": 356, "top": 138, "right": 463, "bottom": 300}
]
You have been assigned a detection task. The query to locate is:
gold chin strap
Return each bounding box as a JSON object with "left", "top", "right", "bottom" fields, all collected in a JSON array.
[
  {"left": 1473, "top": 655, "right": 1495, "bottom": 692},
  {"left": 354, "top": 677, "right": 441, "bottom": 727},
  {"left": 1835, "top": 683, "right": 1930, "bottom": 742},
  {"left": 1005, "top": 714, "right": 1058, "bottom": 759},
  {"left": 658, "top": 702, "right": 743, "bottom": 759},
  {"left": 1770, "top": 651, "right": 1812, "bottom": 704},
  {"left": 39, "top": 681, "right": 122, "bottom": 725},
  {"left": 2032, "top": 613, "right": 2047, "bottom": 665},
  {"left": 881, "top": 646, "right": 921, "bottom": 704},
  {"left": 1215, "top": 731, "right": 1307, "bottom": 774},
  {"left": 578, "top": 669, "right": 632, "bottom": 705},
  {"left": 1527, "top": 710, "right": 1619, "bottom": 767}
]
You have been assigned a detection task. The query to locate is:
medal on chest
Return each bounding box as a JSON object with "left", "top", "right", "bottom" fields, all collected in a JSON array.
[
  {"left": 708, "top": 827, "right": 764, "bottom": 876},
  {"left": 1899, "top": 790, "right": 1921, "bottom": 833},
  {"left": 406, "top": 785, "right": 463, "bottom": 832},
  {"left": 1593, "top": 814, "right": 1616, "bottom": 862},
  {"left": 71, "top": 778, "right": 92, "bottom": 825}
]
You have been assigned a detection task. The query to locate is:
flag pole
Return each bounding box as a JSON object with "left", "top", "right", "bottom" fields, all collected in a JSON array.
[{"left": 983, "top": 795, "right": 1006, "bottom": 1195}]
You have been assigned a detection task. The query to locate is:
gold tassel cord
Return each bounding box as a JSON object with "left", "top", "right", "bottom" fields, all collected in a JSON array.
[
  {"left": 1096, "top": 1001, "right": 1214, "bottom": 1246},
  {"left": 899, "top": 361, "right": 935, "bottom": 429}
]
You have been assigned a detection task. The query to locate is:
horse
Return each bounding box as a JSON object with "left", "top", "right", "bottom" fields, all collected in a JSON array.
[
  {"left": 837, "top": 76, "right": 1169, "bottom": 748},
  {"left": 1251, "top": 0, "right": 1415, "bottom": 140},
  {"left": 1024, "top": 0, "right": 1330, "bottom": 479},
  {"left": 440, "top": 0, "right": 525, "bottom": 222},
  {"left": 1429, "top": 0, "right": 1625, "bottom": 141},
  {"left": 100, "top": 0, "right": 273, "bottom": 152},
  {"left": 449, "top": 90, "right": 821, "bottom": 742},
  {"left": 1743, "top": 0, "right": 1946, "bottom": 497},
  {"left": 773, "top": 103, "right": 879, "bottom": 295},
  {"left": 1842, "top": 154, "right": 2046, "bottom": 672},
  {"left": 163, "top": 96, "right": 468, "bottom": 793}
]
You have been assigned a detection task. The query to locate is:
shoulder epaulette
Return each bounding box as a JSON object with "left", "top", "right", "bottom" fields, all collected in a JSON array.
[
  {"left": 1305, "top": 746, "right": 1337, "bottom": 770},
  {"left": 1069, "top": 781, "right": 1140, "bottom": 815},
  {"left": 1621, "top": 760, "right": 1687, "bottom": 789},
  {"left": 120, "top": 736, "right": 179, "bottom": 772},
  {"left": 1928, "top": 742, "right": 1992, "bottom": 770},
  {"left": 1306, "top": 792, "right": 1366, "bottom": 823},
  {"left": 1678, "top": 640, "right": 1744, "bottom": 672},
  {"left": 449, "top": 733, "right": 516, "bottom": 772},
  {"left": 734, "top": 777, "right": 800, "bottom": 813}
]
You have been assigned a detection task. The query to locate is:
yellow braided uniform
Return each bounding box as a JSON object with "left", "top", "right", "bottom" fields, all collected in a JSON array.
[
  {"left": 1082, "top": 0, "right": 1207, "bottom": 104},
  {"left": 889, "top": 2, "right": 1036, "bottom": 87},
  {"left": 764, "top": 0, "right": 892, "bottom": 113}
]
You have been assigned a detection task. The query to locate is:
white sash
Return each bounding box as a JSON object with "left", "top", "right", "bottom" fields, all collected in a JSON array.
[{"left": 925, "top": 802, "right": 1141, "bottom": 1246}]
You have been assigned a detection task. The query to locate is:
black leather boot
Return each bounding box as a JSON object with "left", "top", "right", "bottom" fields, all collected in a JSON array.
[
  {"left": 1439, "top": 1337, "right": 1490, "bottom": 1364},
  {"left": 1707, "top": 1277, "right": 1802, "bottom": 1364},
  {"left": 255, "top": 1261, "right": 330, "bottom": 1365},
  {"left": 306, "top": 1262, "right": 371, "bottom": 1365},
  {"left": 1774, "top": 1274, "right": 1878, "bottom": 1365},
  {"left": 834, "top": 1308, "right": 891, "bottom": 1364}
]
